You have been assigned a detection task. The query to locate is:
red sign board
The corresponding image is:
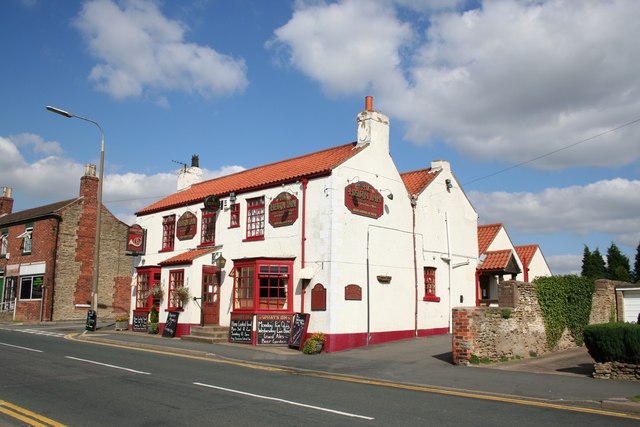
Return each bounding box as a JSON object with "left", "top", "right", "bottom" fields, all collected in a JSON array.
[
  {"left": 268, "top": 192, "right": 299, "bottom": 227},
  {"left": 176, "top": 211, "right": 197, "bottom": 241},
  {"left": 344, "top": 181, "right": 383, "bottom": 219},
  {"left": 126, "top": 224, "right": 146, "bottom": 255}
]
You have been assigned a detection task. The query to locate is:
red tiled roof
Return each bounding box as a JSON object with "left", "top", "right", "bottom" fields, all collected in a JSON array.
[
  {"left": 137, "top": 142, "right": 363, "bottom": 216},
  {"left": 400, "top": 168, "right": 441, "bottom": 196},
  {"left": 158, "top": 248, "right": 216, "bottom": 266},
  {"left": 515, "top": 244, "right": 539, "bottom": 269},
  {"left": 477, "top": 223, "right": 503, "bottom": 255},
  {"left": 478, "top": 249, "right": 513, "bottom": 271}
]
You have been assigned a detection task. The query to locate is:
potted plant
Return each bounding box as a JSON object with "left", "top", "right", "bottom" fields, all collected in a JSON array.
[
  {"left": 302, "top": 332, "right": 326, "bottom": 354},
  {"left": 148, "top": 304, "right": 159, "bottom": 334},
  {"left": 115, "top": 313, "right": 129, "bottom": 331}
]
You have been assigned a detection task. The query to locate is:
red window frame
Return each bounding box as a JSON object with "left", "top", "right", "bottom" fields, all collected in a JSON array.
[
  {"left": 244, "top": 197, "right": 265, "bottom": 241},
  {"left": 423, "top": 267, "right": 440, "bottom": 302},
  {"left": 232, "top": 259, "right": 293, "bottom": 313},
  {"left": 168, "top": 269, "right": 185, "bottom": 310},
  {"left": 200, "top": 208, "right": 216, "bottom": 246},
  {"left": 161, "top": 215, "right": 176, "bottom": 252},
  {"left": 136, "top": 266, "right": 160, "bottom": 311},
  {"left": 229, "top": 203, "right": 240, "bottom": 228}
]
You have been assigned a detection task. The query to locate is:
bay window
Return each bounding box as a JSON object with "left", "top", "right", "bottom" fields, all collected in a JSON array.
[
  {"left": 233, "top": 259, "right": 293, "bottom": 313},
  {"left": 136, "top": 266, "right": 160, "bottom": 310}
]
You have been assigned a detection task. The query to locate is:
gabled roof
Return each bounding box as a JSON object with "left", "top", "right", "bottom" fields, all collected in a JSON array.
[
  {"left": 400, "top": 168, "right": 441, "bottom": 196},
  {"left": 478, "top": 249, "right": 520, "bottom": 274},
  {"left": 0, "top": 199, "right": 76, "bottom": 227},
  {"left": 477, "top": 223, "right": 503, "bottom": 255},
  {"left": 158, "top": 247, "right": 217, "bottom": 266},
  {"left": 514, "top": 244, "right": 539, "bottom": 269},
  {"left": 137, "top": 142, "right": 364, "bottom": 216}
]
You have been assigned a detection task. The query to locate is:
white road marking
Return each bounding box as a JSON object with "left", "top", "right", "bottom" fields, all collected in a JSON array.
[
  {"left": 193, "top": 382, "right": 374, "bottom": 420},
  {"left": 65, "top": 356, "right": 151, "bottom": 375},
  {"left": 0, "top": 328, "right": 66, "bottom": 338},
  {"left": 0, "top": 342, "right": 43, "bottom": 352}
]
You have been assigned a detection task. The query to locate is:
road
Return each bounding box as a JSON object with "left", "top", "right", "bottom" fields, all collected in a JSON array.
[{"left": 0, "top": 327, "right": 638, "bottom": 426}]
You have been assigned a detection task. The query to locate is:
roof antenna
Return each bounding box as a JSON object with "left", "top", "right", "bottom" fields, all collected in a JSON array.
[{"left": 172, "top": 159, "right": 188, "bottom": 173}]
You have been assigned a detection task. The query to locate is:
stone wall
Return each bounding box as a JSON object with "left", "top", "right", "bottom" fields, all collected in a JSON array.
[
  {"left": 594, "top": 362, "right": 640, "bottom": 381},
  {"left": 452, "top": 279, "right": 615, "bottom": 365}
]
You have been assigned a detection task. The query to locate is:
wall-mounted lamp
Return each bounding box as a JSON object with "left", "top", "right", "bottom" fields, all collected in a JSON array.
[
  {"left": 212, "top": 252, "right": 227, "bottom": 268},
  {"left": 445, "top": 179, "right": 453, "bottom": 191},
  {"left": 347, "top": 176, "right": 360, "bottom": 184},
  {"left": 379, "top": 189, "right": 394, "bottom": 200},
  {"left": 229, "top": 192, "right": 237, "bottom": 204}
]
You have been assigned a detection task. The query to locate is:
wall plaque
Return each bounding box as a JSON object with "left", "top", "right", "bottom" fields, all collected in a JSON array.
[
  {"left": 311, "top": 283, "right": 326, "bottom": 311},
  {"left": 345, "top": 284, "right": 362, "bottom": 301},
  {"left": 269, "top": 192, "right": 299, "bottom": 227},
  {"left": 344, "top": 181, "right": 383, "bottom": 219},
  {"left": 176, "top": 211, "right": 197, "bottom": 241}
]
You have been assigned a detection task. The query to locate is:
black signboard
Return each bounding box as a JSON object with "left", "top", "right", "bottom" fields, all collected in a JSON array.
[
  {"left": 162, "top": 311, "right": 180, "bottom": 337},
  {"left": 85, "top": 310, "right": 97, "bottom": 331},
  {"left": 288, "top": 313, "right": 310, "bottom": 349},
  {"left": 229, "top": 314, "right": 253, "bottom": 343},
  {"left": 132, "top": 311, "right": 148, "bottom": 332},
  {"left": 257, "top": 314, "right": 291, "bottom": 345}
]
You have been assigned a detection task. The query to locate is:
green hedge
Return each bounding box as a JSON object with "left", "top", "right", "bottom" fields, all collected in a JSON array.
[
  {"left": 534, "top": 275, "right": 595, "bottom": 348},
  {"left": 584, "top": 323, "right": 640, "bottom": 364}
]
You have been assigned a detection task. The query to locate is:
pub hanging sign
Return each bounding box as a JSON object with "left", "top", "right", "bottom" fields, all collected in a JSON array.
[
  {"left": 176, "top": 211, "right": 197, "bottom": 241},
  {"left": 269, "top": 192, "right": 299, "bottom": 227},
  {"left": 344, "top": 181, "right": 384, "bottom": 219},
  {"left": 126, "top": 224, "right": 146, "bottom": 255}
]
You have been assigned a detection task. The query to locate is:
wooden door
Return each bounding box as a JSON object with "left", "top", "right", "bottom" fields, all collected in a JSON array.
[{"left": 202, "top": 267, "right": 221, "bottom": 325}]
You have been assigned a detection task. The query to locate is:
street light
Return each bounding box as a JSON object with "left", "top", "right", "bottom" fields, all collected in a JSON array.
[{"left": 46, "top": 106, "right": 104, "bottom": 321}]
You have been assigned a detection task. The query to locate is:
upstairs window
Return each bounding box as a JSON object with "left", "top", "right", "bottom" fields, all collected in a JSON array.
[
  {"left": 423, "top": 267, "right": 440, "bottom": 302},
  {"left": 245, "top": 197, "right": 265, "bottom": 240},
  {"left": 229, "top": 203, "right": 240, "bottom": 228},
  {"left": 162, "top": 215, "right": 176, "bottom": 251},
  {"left": 19, "top": 225, "right": 33, "bottom": 255},
  {"left": 0, "top": 229, "right": 7, "bottom": 257},
  {"left": 200, "top": 209, "right": 216, "bottom": 246}
]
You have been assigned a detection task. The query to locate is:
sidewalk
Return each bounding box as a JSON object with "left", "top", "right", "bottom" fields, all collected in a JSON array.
[{"left": 5, "top": 320, "right": 640, "bottom": 414}]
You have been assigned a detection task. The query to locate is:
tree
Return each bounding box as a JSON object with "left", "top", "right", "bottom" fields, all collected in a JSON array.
[
  {"left": 633, "top": 241, "right": 640, "bottom": 283},
  {"left": 606, "top": 242, "right": 631, "bottom": 282},
  {"left": 582, "top": 245, "right": 606, "bottom": 280}
]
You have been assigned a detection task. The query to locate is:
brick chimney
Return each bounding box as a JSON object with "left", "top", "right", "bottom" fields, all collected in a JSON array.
[
  {"left": 0, "top": 186, "right": 13, "bottom": 216},
  {"left": 356, "top": 96, "right": 390, "bottom": 154},
  {"left": 79, "top": 163, "right": 99, "bottom": 201}
]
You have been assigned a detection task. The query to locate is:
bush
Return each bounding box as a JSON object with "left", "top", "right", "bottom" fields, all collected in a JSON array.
[{"left": 584, "top": 323, "right": 640, "bottom": 364}]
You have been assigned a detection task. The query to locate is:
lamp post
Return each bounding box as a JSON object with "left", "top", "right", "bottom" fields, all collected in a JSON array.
[{"left": 46, "top": 106, "right": 104, "bottom": 319}]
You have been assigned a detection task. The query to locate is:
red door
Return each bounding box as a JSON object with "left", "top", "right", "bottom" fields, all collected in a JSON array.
[{"left": 202, "top": 266, "right": 221, "bottom": 325}]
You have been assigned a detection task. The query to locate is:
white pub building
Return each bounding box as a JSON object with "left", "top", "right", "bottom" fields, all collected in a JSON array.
[{"left": 130, "top": 97, "right": 479, "bottom": 352}]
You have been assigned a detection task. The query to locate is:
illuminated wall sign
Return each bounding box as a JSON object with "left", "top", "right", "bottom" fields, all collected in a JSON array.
[
  {"left": 344, "top": 181, "right": 383, "bottom": 219},
  {"left": 176, "top": 211, "right": 197, "bottom": 241},
  {"left": 126, "top": 224, "right": 146, "bottom": 255},
  {"left": 268, "top": 192, "right": 299, "bottom": 227}
]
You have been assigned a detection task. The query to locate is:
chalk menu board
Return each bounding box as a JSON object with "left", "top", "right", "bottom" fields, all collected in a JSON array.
[
  {"left": 288, "top": 313, "right": 310, "bottom": 349},
  {"left": 85, "top": 310, "right": 97, "bottom": 332},
  {"left": 229, "top": 314, "right": 253, "bottom": 343},
  {"left": 132, "top": 311, "right": 148, "bottom": 332},
  {"left": 257, "top": 314, "right": 291, "bottom": 345},
  {"left": 162, "top": 311, "right": 180, "bottom": 337}
]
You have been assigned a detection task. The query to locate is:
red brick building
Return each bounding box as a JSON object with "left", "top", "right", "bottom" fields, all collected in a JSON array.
[{"left": 0, "top": 165, "right": 133, "bottom": 322}]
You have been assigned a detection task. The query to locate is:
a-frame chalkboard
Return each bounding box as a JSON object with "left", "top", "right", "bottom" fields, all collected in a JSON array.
[{"left": 288, "top": 313, "right": 310, "bottom": 349}]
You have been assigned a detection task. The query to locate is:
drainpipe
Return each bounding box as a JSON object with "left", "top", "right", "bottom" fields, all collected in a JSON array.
[
  {"left": 300, "top": 178, "right": 308, "bottom": 313},
  {"left": 411, "top": 195, "right": 418, "bottom": 337},
  {"left": 366, "top": 229, "right": 371, "bottom": 346}
]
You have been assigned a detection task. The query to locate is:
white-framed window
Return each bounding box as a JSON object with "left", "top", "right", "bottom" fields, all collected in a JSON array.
[
  {"left": 18, "top": 225, "right": 33, "bottom": 255},
  {"left": 0, "top": 229, "right": 7, "bottom": 256},
  {"left": 20, "top": 275, "right": 43, "bottom": 300}
]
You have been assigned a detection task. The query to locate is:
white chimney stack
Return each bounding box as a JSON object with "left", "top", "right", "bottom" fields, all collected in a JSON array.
[{"left": 357, "top": 96, "right": 390, "bottom": 154}]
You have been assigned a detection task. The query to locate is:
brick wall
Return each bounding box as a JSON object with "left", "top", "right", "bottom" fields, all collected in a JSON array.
[{"left": 452, "top": 279, "right": 616, "bottom": 365}]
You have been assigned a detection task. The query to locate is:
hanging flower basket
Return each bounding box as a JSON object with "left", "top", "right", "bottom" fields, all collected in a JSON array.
[{"left": 150, "top": 284, "right": 164, "bottom": 299}]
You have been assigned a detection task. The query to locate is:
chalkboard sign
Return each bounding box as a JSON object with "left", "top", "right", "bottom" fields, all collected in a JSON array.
[
  {"left": 257, "top": 314, "right": 291, "bottom": 345},
  {"left": 162, "top": 311, "right": 180, "bottom": 337},
  {"left": 85, "top": 310, "right": 97, "bottom": 331},
  {"left": 132, "top": 311, "right": 148, "bottom": 332},
  {"left": 288, "top": 313, "right": 310, "bottom": 349},
  {"left": 229, "top": 314, "right": 253, "bottom": 343}
]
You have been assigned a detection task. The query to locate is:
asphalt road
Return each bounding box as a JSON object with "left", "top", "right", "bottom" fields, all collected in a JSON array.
[{"left": 1, "top": 327, "right": 638, "bottom": 426}]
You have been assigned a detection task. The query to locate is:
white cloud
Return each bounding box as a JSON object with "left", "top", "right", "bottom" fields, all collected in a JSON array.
[
  {"left": 469, "top": 178, "right": 640, "bottom": 245},
  {"left": 8, "top": 133, "right": 63, "bottom": 156},
  {"left": 272, "top": 0, "right": 640, "bottom": 169},
  {"left": 74, "top": 0, "right": 248, "bottom": 101},
  {"left": 545, "top": 254, "right": 582, "bottom": 276}
]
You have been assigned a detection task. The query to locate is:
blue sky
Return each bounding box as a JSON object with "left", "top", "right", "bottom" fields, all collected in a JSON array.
[{"left": 1, "top": 0, "right": 639, "bottom": 275}]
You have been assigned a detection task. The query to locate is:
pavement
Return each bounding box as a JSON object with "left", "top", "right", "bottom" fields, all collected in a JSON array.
[{"left": 3, "top": 320, "right": 640, "bottom": 416}]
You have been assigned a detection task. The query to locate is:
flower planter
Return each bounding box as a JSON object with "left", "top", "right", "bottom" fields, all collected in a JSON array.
[{"left": 115, "top": 321, "right": 129, "bottom": 331}]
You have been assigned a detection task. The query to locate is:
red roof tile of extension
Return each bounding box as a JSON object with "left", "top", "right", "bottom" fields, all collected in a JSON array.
[
  {"left": 158, "top": 247, "right": 217, "bottom": 266},
  {"left": 515, "top": 244, "right": 539, "bottom": 269},
  {"left": 137, "top": 142, "right": 364, "bottom": 216},
  {"left": 400, "top": 168, "right": 441, "bottom": 196},
  {"left": 478, "top": 249, "right": 513, "bottom": 271},
  {"left": 477, "top": 223, "right": 503, "bottom": 255}
]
